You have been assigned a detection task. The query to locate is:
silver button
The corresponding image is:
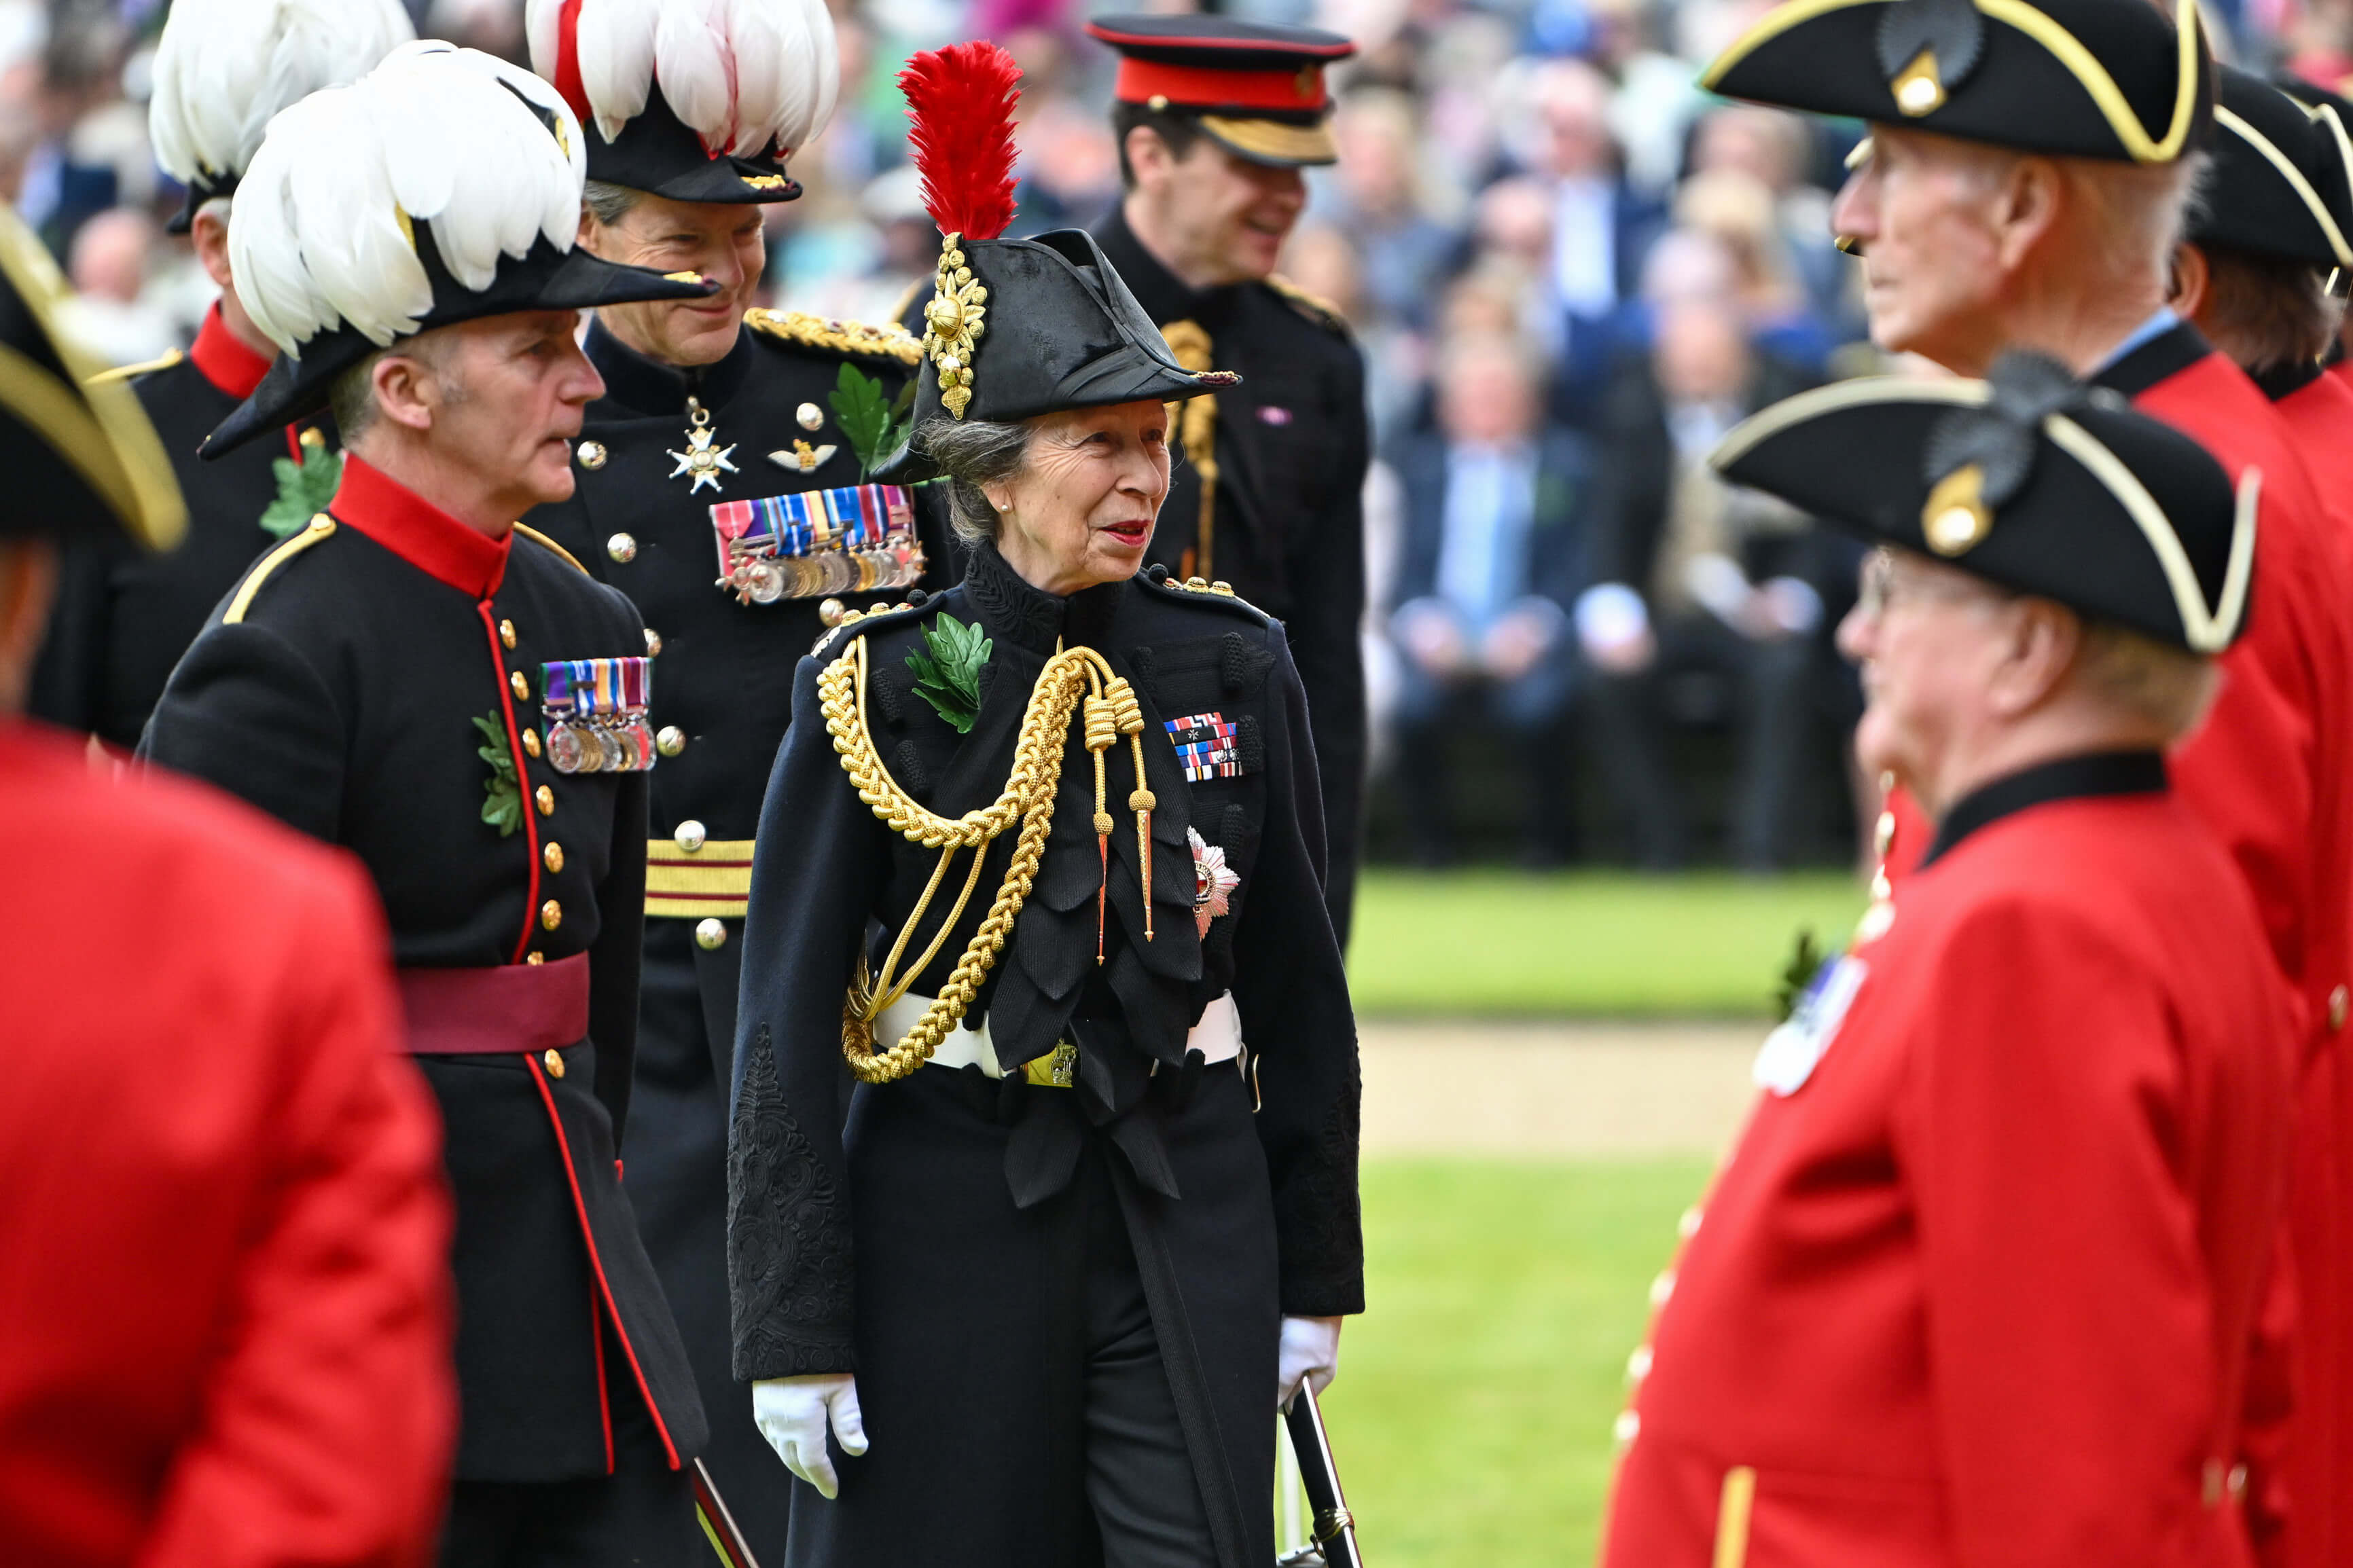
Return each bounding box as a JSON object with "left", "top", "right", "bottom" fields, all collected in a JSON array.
[
  {"left": 674, "top": 820, "right": 707, "bottom": 853},
  {"left": 607, "top": 532, "right": 637, "bottom": 564},
  {"left": 1612, "top": 1410, "right": 1640, "bottom": 1445},
  {"left": 797, "top": 401, "right": 824, "bottom": 431},
  {"left": 1625, "top": 1345, "right": 1653, "bottom": 1383},
  {"left": 696, "top": 917, "right": 728, "bottom": 951},
  {"left": 576, "top": 440, "right": 607, "bottom": 471},
  {"left": 657, "top": 726, "right": 687, "bottom": 758},
  {"left": 1648, "top": 1269, "right": 1675, "bottom": 1308},
  {"left": 644, "top": 627, "right": 662, "bottom": 657}
]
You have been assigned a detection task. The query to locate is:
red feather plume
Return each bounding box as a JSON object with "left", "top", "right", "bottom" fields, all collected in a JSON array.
[{"left": 898, "top": 41, "right": 1022, "bottom": 242}]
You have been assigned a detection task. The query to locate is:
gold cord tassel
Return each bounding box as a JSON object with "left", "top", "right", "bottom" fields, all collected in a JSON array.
[
  {"left": 1083, "top": 689, "right": 1118, "bottom": 962},
  {"left": 1107, "top": 678, "right": 1153, "bottom": 942}
]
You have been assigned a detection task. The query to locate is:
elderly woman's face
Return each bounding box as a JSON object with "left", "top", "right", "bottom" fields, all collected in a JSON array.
[{"left": 986, "top": 399, "right": 1171, "bottom": 596}]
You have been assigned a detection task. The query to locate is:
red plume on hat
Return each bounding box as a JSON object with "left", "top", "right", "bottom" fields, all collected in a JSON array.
[{"left": 897, "top": 41, "right": 1022, "bottom": 240}]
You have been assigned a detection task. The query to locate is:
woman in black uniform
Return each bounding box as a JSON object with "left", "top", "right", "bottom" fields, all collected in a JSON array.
[{"left": 723, "top": 43, "right": 1363, "bottom": 1568}]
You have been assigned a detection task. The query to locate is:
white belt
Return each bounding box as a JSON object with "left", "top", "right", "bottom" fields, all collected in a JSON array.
[{"left": 875, "top": 991, "right": 1243, "bottom": 1081}]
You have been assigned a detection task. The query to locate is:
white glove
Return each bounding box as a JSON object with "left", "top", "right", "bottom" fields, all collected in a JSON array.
[
  {"left": 1277, "top": 1315, "right": 1343, "bottom": 1412},
  {"left": 751, "top": 1374, "right": 867, "bottom": 1499}
]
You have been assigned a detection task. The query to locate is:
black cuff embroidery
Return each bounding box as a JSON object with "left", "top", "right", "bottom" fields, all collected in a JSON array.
[{"left": 728, "top": 1024, "right": 859, "bottom": 1379}]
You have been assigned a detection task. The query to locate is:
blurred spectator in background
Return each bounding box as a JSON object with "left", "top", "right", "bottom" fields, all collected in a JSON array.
[
  {"left": 1686, "top": 104, "right": 1850, "bottom": 338},
  {"left": 1577, "top": 286, "right": 1828, "bottom": 869},
  {"left": 55, "top": 203, "right": 169, "bottom": 364},
  {"left": 1670, "top": 167, "right": 1832, "bottom": 373},
  {"left": 1387, "top": 333, "right": 1587, "bottom": 866},
  {"left": 1327, "top": 89, "right": 1460, "bottom": 332}
]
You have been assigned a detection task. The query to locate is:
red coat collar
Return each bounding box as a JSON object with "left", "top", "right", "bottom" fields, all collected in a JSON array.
[
  {"left": 187, "top": 302, "right": 273, "bottom": 400},
  {"left": 329, "top": 454, "right": 510, "bottom": 599}
]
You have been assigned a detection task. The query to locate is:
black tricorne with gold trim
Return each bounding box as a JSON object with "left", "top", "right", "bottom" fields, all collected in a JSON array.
[
  {"left": 725, "top": 542, "right": 1363, "bottom": 1568},
  {"left": 141, "top": 456, "right": 706, "bottom": 1482}
]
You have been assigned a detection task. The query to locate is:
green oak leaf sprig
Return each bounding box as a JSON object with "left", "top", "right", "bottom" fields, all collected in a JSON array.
[
  {"left": 904, "top": 613, "right": 991, "bottom": 734},
  {"left": 1772, "top": 926, "right": 1825, "bottom": 1023},
  {"left": 259, "top": 437, "right": 343, "bottom": 539},
  {"left": 473, "top": 712, "right": 524, "bottom": 838},
  {"left": 829, "top": 363, "right": 917, "bottom": 479}
]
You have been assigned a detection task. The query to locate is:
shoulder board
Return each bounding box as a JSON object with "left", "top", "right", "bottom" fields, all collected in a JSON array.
[
  {"left": 746, "top": 308, "right": 922, "bottom": 366},
  {"left": 84, "top": 346, "right": 186, "bottom": 387},
  {"left": 1263, "top": 274, "right": 1350, "bottom": 336},
  {"left": 511, "top": 522, "right": 588, "bottom": 575},
  {"left": 1136, "top": 568, "right": 1272, "bottom": 624},
  {"left": 224, "top": 516, "right": 336, "bottom": 625},
  {"left": 810, "top": 594, "right": 943, "bottom": 663}
]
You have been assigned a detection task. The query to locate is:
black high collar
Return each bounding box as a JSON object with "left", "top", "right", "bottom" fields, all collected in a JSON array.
[
  {"left": 583, "top": 314, "right": 757, "bottom": 417},
  {"left": 2088, "top": 320, "right": 2214, "bottom": 401},
  {"left": 1090, "top": 204, "right": 1233, "bottom": 329},
  {"left": 960, "top": 538, "right": 1124, "bottom": 656},
  {"left": 1920, "top": 750, "right": 2168, "bottom": 868},
  {"left": 2248, "top": 355, "right": 2329, "bottom": 402}
]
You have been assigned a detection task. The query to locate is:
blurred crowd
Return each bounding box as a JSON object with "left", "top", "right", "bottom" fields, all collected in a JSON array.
[{"left": 12, "top": 0, "right": 2348, "bottom": 870}]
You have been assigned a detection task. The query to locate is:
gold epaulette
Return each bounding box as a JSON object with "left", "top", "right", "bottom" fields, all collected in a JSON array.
[
  {"left": 1139, "top": 569, "right": 1272, "bottom": 623},
  {"left": 512, "top": 522, "right": 588, "bottom": 575},
  {"left": 1265, "top": 274, "right": 1350, "bottom": 335},
  {"left": 225, "top": 515, "right": 336, "bottom": 625},
  {"left": 83, "top": 346, "right": 185, "bottom": 386},
  {"left": 745, "top": 308, "right": 922, "bottom": 366}
]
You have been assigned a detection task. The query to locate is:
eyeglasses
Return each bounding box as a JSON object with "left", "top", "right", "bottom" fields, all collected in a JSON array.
[{"left": 1854, "top": 547, "right": 2013, "bottom": 620}]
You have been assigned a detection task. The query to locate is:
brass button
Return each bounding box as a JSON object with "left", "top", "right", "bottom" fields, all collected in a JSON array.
[
  {"left": 1625, "top": 1345, "right": 1653, "bottom": 1384},
  {"left": 1147, "top": 93, "right": 1169, "bottom": 111},
  {"left": 1677, "top": 1206, "right": 1702, "bottom": 1240},
  {"left": 819, "top": 598, "right": 846, "bottom": 627},
  {"left": 522, "top": 728, "right": 542, "bottom": 759},
  {"left": 607, "top": 532, "right": 637, "bottom": 564},
  {"left": 657, "top": 726, "right": 686, "bottom": 757},
  {"left": 797, "top": 401, "right": 824, "bottom": 431},
  {"left": 696, "top": 917, "right": 728, "bottom": 950},
  {"left": 644, "top": 627, "right": 662, "bottom": 657},
  {"left": 535, "top": 784, "right": 554, "bottom": 816},
  {"left": 510, "top": 670, "right": 529, "bottom": 700},
  {"left": 526, "top": 950, "right": 545, "bottom": 965},
  {"left": 541, "top": 899, "right": 562, "bottom": 931},
  {"left": 543, "top": 841, "right": 564, "bottom": 874},
  {"left": 1875, "top": 809, "right": 1896, "bottom": 858},
  {"left": 577, "top": 441, "right": 607, "bottom": 471},
  {"left": 543, "top": 1048, "right": 567, "bottom": 1078},
  {"left": 1612, "top": 1410, "right": 1640, "bottom": 1445},
  {"left": 1648, "top": 1269, "right": 1675, "bottom": 1308},
  {"left": 675, "top": 820, "right": 707, "bottom": 853},
  {"left": 499, "top": 618, "right": 517, "bottom": 649},
  {"left": 2331, "top": 985, "right": 2348, "bottom": 1032}
]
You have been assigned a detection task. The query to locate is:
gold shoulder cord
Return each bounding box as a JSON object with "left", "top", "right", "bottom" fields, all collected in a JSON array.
[{"left": 821, "top": 632, "right": 1158, "bottom": 1083}]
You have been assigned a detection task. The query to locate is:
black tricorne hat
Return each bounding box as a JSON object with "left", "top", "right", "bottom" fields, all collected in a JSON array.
[
  {"left": 2196, "top": 66, "right": 2353, "bottom": 270},
  {"left": 1085, "top": 14, "right": 1357, "bottom": 168},
  {"left": 0, "top": 207, "right": 183, "bottom": 549},
  {"left": 1712, "top": 353, "right": 2253, "bottom": 653},
  {"left": 1702, "top": 0, "right": 2214, "bottom": 164}
]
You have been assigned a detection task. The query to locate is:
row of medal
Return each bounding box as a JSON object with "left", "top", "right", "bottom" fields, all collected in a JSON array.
[
  {"left": 709, "top": 483, "right": 926, "bottom": 606},
  {"left": 541, "top": 657, "right": 658, "bottom": 774}
]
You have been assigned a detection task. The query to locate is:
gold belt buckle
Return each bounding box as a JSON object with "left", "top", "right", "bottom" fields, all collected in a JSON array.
[{"left": 1024, "top": 1041, "right": 1078, "bottom": 1089}]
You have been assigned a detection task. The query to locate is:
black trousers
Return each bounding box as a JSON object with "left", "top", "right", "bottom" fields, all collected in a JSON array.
[{"left": 439, "top": 1330, "right": 700, "bottom": 1568}]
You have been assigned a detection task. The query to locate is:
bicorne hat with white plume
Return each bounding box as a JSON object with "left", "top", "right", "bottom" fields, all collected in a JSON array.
[
  {"left": 149, "top": 0, "right": 416, "bottom": 234},
  {"left": 874, "top": 42, "right": 1237, "bottom": 481},
  {"left": 202, "top": 41, "right": 718, "bottom": 458},
  {"left": 525, "top": 0, "right": 840, "bottom": 204}
]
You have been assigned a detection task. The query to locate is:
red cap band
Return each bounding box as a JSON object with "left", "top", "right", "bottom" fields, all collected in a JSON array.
[{"left": 1113, "top": 56, "right": 1328, "bottom": 113}]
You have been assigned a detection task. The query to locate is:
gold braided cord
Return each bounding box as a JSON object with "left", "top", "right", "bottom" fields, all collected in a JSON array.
[{"left": 822, "top": 632, "right": 1149, "bottom": 1082}]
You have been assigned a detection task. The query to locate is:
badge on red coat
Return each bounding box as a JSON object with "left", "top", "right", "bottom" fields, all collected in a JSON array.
[{"left": 1754, "top": 954, "right": 1867, "bottom": 1095}]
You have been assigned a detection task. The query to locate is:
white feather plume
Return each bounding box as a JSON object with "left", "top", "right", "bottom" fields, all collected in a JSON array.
[
  {"left": 149, "top": 0, "right": 414, "bottom": 189},
  {"left": 229, "top": 43, "right": 594, "bottom": 355},
  {"left": 526, "top": 0, "right": 838, "bottom": 160}
]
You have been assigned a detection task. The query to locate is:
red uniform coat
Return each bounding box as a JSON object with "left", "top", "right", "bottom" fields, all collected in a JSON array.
[
  {"left": 1604, "top": 756, "right": 2299, "bottom": 1568},
  {"left": 0, "top": 720, "right": 456, "bottom": 1568}
]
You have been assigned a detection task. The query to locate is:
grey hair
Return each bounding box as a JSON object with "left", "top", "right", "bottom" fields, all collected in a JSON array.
[
  {"left": 326, "top": 331, "right": 458, "bottom": 445},
  {"left": 582, "top": 179, "right": 644, "bottom": 229},
  {"left": 914, "top": 416, "right": 1032, "bottom": 548}
]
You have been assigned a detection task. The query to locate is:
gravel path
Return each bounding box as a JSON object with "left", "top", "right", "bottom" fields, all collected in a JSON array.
[{"left": 1359, "top": 1019, "right": 1766, "bottom": 1158}]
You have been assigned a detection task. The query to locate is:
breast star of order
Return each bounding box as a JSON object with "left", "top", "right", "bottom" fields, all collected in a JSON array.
[{"left": 668, "top": 425, "right": 739, "bottom": 494}]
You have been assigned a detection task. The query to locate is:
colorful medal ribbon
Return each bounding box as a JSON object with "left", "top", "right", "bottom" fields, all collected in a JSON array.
[
  {"left": 540, "top": 655, "right": 657, "bottom": 773},
  {"left": 709, "top": 483, "right": 924, "bottom": 606}
]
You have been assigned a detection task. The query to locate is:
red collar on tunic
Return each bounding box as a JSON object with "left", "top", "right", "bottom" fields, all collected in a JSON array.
[
  {"left": 329, "top": 454, "right": 511, "bottom": 599},
  {"left": 187, "top": 302, "right": 273, "bottom": 400}
]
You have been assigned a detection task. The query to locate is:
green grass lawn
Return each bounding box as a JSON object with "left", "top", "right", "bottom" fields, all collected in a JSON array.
[
  {"left": 1348, "top": 869, "right": 1865, "bottom": 1019},
  {"left": 1312, "top": 1157, "right": 1714, "bottom": 1567}
]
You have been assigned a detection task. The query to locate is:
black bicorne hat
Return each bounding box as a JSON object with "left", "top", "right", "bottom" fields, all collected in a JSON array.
[
  {"left": 1712, "top": 352, "right": 2255, "bottom": 653},
  {"left": 1702, "top": 0, "right": 2214, "bottom": 164},
  {"left": 873, "top": 43, "right": 1236, "bottom": 482},
  {"left": 0, "top": 207, "right": 183, "bottom": 548},
  {"left": 205, "top": 232, "right": 717, "bottom": 458},
  {"left": 2195, "top": 66, "right": 2353, "bottom": 271}
]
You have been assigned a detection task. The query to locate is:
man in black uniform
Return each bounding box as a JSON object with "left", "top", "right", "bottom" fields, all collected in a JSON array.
[
  {"left": 516, "top": 2, "right": 939, "bottom": 1552},
  {"left": 31, "top": 0, "right": 413, "bottom": 749},
  {"left": 141, "top": 43, "right": 713, "bottom": 1567},
  {"left": 1081, "top": 15, "right": 1371, "bottom": 943}
]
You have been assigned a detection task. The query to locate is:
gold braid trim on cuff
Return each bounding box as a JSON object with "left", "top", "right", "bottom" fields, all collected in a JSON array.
[{"left": 821, "top": 632, "right": 1155, "bottom": 1083}]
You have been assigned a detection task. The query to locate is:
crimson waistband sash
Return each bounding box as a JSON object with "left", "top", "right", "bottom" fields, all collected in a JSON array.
[{"left": 398, "top": 953, "right": 590, "bottom": 1055}]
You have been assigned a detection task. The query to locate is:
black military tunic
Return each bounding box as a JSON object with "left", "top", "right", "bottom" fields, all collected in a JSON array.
[
  {"left": 1085, "top": 209, "right": 1369, "bottom": 943},
  {"left": 522, "top": 307, "right": 946, "bottom": 1550},
  {"left": 32, "top": 305, "right": 334, "bottom": 748},
  {"left": 143, "top": 454, "right": 706, "bottom": 1484},
  {"left": 727, "top": 541, "right": 1363, "bottom": 1568}
]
